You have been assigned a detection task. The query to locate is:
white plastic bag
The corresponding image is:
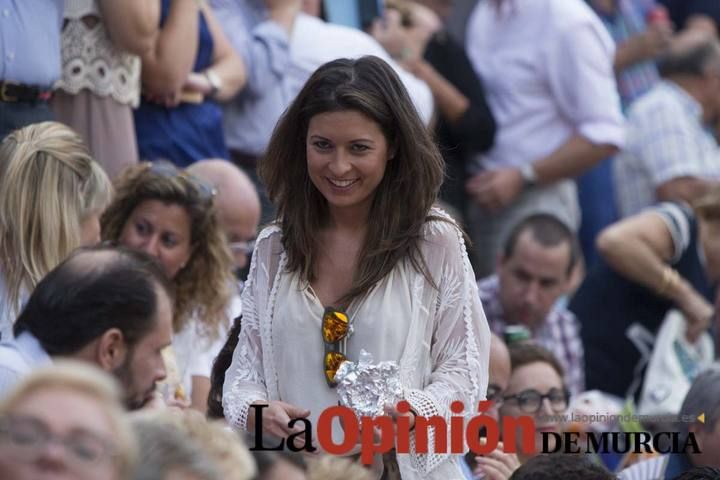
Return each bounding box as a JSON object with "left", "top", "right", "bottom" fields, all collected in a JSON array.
[{"left": 637, "top": 310, "right": 714, "bottom": 416}]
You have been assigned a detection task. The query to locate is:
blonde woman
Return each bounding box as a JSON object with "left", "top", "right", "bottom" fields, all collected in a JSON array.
[
  {"left": 0, "top": 361, "right": 136, "bottom": 480},
  {"left": 132, "top": 409, "right": 256, "bottom": 480},
  {"left": 0, "top": 122, "right": 113, "bottom": 340},
  {"left": 101, "top": 161, "right": 236, "bottom": 411}
]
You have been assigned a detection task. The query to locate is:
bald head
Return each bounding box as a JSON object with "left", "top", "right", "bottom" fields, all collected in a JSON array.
[
  {"left": 488, "top": 333, "right": 511, "bottom": 419},
  {"left": 188, "top": 160, "right": 261, "bottom": 270}
]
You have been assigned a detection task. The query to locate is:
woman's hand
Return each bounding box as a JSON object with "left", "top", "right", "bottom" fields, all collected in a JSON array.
[
  {"left": 473, "top": 442, "right": 521, "bottom": 480},
  {"left": 675, "top": 285, "right": 714, "bottom": 343},
  {"left": 248, "top": 400, "right": 312, "bottom": 447}
]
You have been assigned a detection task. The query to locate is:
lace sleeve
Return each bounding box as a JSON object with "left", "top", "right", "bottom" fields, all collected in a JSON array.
[
  {"left": 405, "top": 219, "right": 491, "bottom": 474},
  {"left": 222, "top": 228, "right": 279, "bottom": 431}
]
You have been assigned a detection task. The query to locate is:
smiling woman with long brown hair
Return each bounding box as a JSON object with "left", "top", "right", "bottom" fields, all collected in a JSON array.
[{"left": 223, "top": 56, "right": 490, "bottom": 479}]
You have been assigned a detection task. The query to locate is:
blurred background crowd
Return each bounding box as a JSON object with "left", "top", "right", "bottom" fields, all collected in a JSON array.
[{"left": 2, "top": 0, "right": 720, "bottom": 479}]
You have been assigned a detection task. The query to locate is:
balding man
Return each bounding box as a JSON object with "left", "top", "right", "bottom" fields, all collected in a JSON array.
[
  {"left": 0, "top": 245, "right": 174, "bottom": 409},
  {"left": 487, "top": 332, "right": 511, "bottom": 421},
  {"left": 461, "top": 333, "right": 516, "bottom": 479},
  {"left": 615, "top": 29, "right": 720, "bottom": 217},
  {"left": 188, "top": 159, "right": 261, "bottom": 275}
]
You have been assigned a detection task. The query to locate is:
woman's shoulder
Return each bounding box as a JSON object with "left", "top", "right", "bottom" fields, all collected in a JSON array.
[
  {"left": 256, "top": 223, "right": 282, "bottom": 244},
  {"left": 421, "top": 206, "right": 464, "bottom": 244}
]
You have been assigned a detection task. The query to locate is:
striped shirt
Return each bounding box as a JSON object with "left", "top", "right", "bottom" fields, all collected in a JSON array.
[
  {"left": 614, "top": 81, "right": 720, "bottom": 218},
  {"left": 478, "top": 275, "right": 585, "bottom": 397},
  {"left": 592, "top": 0, "right": 660, "bottom": 108}
]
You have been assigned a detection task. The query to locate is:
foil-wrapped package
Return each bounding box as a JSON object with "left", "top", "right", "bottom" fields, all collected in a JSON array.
[{"left": 335, "top": 349, "right": 404, "bottom": 418}]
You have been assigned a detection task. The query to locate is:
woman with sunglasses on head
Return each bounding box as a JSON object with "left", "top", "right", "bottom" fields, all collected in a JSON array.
[
  {"left": 101, "top": 161, "right": 238, "bottom": 412},
  {"left": 472, "top": 343, "right": 569, "bottom": 479},
  {"left": 223, "top": 56, "right": 490, "bottom": 479},
  {"left": 0, "top": 122, "right": 113, "bottom": 341}
]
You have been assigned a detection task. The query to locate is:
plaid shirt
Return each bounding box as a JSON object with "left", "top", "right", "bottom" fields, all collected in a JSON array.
[{"left": 478, "top": 275, "right": 585, "bottom": 397}]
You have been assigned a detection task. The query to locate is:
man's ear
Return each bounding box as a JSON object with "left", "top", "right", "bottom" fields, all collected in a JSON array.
[{"left": 96, "top": 328, "right": 128, "bottom": 371}]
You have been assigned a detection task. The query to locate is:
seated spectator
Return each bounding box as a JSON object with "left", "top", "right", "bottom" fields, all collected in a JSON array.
[
  {"left": 187, "top": 159, "right": 261, "bottom": 281},
  {"left": 0, "top": 361, "right": 136, "bottom": 480},
  {"left": 251, "top": 448, "right": 307, "bottom": 480},
  {"left": 478, "top": 213, "right": 584, "bottom": 396},
  {"left": 0, "top": 245, "right": 173, "bottom": 409},
  {"left": 134, "top": 0, "right": 247, "bottom": 166},
  {"left": 306, "top": 455, "right": 372, "bottom": 480},
  {"left": 462, "top": 333, "right": 513, "bottom": 479},
  {"left": 569, "top": 195, "right": 718, "bottom": 398},
  {"left": 0, "top": 121, "right": 112, "bottom": 340},
  {"left": 101, "top": 161, "right": 237, "bottom": 411},
  {"left": 497, "top": 344, "right": 569, "bottom": 469},
  {"left": 509, "top": 453, "right": 616, "bottom": 480},
  {"left": 614, "top": 30, "right": 720, "bottom": 218},
  {"left": 619, "top": 367, "right": 720, "bottom": 479},
  {"left": 133, "top": 409, "right": 256, "bottom": 480},
  {"left": 131, "top": 414, "right": 221, "bottom": 480}
]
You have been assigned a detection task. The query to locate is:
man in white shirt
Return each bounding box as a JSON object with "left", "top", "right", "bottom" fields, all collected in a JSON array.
[
  {"left": 0, "top": 246, "right": 173, "bottom": 410},
  {"left": 615, "top": 30, "right": 720, "bottom": 218},
  {"left": 465, "top": 0, "right": 625, "bottom": 277}
]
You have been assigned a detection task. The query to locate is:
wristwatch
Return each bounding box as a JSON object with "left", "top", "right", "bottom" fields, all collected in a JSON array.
[
  {"left": 519, "top": 163, "right": 538, "bottom": 189},
  {"left": 204, "top": 69, "right": 222, "bottom": 97}
]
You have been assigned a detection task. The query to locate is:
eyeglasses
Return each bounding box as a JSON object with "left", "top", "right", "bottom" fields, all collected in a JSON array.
[
  {"left": 0, "top": 415, "right": 116, "bottom": 467},
  {"left": 145, "top": 161, "right": 216, "bottom": 203},
  {"left": 502, "top": 388, "right": 569, "bottom": 414},
  {"left": 228, "top": 239, "right": 255, "bottom": 256},
  {"left": 322, "top": 307, "right": 351, "bottom": 387},
  {"left": 486, "top": 383, "right": 504, "bottom": 406}
]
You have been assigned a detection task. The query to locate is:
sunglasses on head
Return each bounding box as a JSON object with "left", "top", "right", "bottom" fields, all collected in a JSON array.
[
  {"left": 322, "top": 307, "right": 351, "bottom": 387},
  {"left": 145, "top": 161, "right": 217, "bottom": 203}
]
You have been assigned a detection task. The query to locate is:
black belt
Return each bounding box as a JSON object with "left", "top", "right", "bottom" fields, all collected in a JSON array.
[{"left": 0, "top": 81, "right": 52, "bottom": 103}]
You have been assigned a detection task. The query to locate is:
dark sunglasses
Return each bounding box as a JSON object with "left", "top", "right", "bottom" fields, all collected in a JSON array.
[
  {"left": 145, "top": 161, "right": 216, "bottom": 202},
  {"left": 321, "top": 307, "right": 350, "bottom": 387}
]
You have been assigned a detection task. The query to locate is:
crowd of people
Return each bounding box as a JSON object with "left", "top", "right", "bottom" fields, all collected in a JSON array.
[{"left": 2, "top": 0, "right": 720, "bottom": 479}]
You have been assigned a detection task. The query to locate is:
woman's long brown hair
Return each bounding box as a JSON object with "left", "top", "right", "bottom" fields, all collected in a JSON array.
[{"left": 259, "top": 56, "right": 449, "bottom": 306}]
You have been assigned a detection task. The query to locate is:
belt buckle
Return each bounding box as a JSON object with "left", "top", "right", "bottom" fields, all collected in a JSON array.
[{"left": 0, "top": 83, "right": 17, "bottom": 102}]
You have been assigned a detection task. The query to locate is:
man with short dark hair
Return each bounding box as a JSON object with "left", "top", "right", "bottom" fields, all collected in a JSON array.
[
  {"left": 477, "top": 213, "right": 584, "bottom": 396},
  {"left": 0, "top": 245, "right": 174, "bottom": 410},
  {"left": 614, "top": 29, "right": 720, "bottom": 217}
]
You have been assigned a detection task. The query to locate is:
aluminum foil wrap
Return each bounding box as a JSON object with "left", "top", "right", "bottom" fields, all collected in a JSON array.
[{"left": 335, "top": 349, "right": 403, "bottom": 418}]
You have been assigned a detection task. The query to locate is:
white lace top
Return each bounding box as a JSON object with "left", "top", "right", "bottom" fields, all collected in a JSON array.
[
  {"left": 223, "top": 209, "right": 491, "bottom": 479},
  {"left": 55, "top": 0, "right": 141, "bottom": 107}
]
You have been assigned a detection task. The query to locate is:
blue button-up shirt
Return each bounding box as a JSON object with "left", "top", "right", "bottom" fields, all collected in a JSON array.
[
  {"left": 210, "top": 0, "right": 293, "bottom": 156},
  {"left": 0, "top": 0, "right": 63, "bottom": 87},
  {"left": 0, "top": 331, "right": 51, "bottom": 398}
]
